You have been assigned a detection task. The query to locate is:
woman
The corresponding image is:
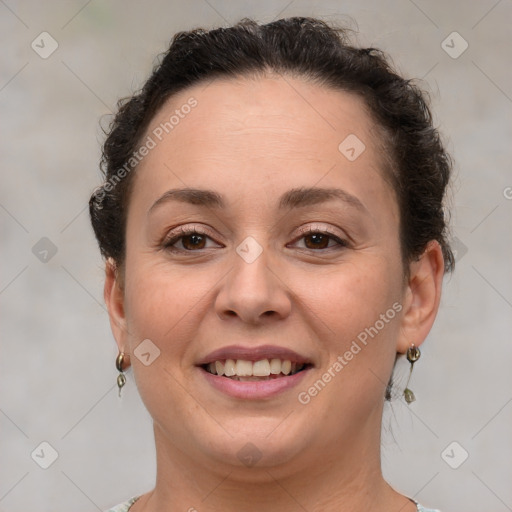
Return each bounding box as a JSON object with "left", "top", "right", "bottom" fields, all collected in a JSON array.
[{"left": 90, "top": 16, "right": 453, "bottom": 512}]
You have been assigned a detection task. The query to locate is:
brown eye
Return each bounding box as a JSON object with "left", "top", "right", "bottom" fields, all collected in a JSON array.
[
  {"left": 180, "top": 233, "right": 207, "bottom": 250},
  {"left": 292, "top": 229, "right": 348, "bottom": 251},
  {"left": 163, "top": 228, "right": 220, "bottom": 253},
  {"left": 303, "top": 232, "right": 330, "bottom": 250}
]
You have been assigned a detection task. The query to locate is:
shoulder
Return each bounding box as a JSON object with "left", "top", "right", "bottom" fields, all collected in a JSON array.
[
  {"left": 417, "top": 504, "right": 442, "bottom": 512},
  {"left": 103, "top": 496, "right": 141, "bottom": 512},
  {"left": 103, "top": 495, "right": 441, "bottom": 512}
]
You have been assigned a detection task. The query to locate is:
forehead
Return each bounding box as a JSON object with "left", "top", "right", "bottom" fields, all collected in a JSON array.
[
  {"left": 130, "top": 74, "right": 395, "bottom": 218},
  {"left": 146, "top": 74, "right": 377, "bottom": 158}
]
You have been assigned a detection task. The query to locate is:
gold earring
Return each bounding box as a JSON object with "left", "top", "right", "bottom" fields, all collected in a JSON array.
[
  {"left": 403, "top": 344, "right": 421, "bottom": 404},
  {"left": 116, "top": 352, "right": 127, "bottom": 397}
]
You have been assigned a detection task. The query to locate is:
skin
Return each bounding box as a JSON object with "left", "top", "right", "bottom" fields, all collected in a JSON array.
[{"left": 104, "top": 74, "right": 445, "bottom": 512}]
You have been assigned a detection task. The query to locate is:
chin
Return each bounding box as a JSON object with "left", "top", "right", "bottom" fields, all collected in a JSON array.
[{"left": 190, "top": 415, "right": 314, "bottom": 475}]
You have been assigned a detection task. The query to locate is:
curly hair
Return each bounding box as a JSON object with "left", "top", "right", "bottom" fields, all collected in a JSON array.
[{"left": 89, "top": 16, "right": 454, "bottom": 278}]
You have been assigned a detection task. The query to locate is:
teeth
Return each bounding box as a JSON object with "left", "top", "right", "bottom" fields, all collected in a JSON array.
[
  {"left": 253, "top": 359, "right": 271, "bottom": 376},
  {"left": 205, "top": 358, "right": 304, "bottom": 378},
  {"left": 235, "top": 359, "right": 253, "bottom": 376},
  {"left": 281, "top": 360, "right": 292, "bottom": 375},
  {"left": 224, "top": 359, "right": 236, "bottom": 377},
  {"left": 269, "top": 358, "right": 281, "bottom": 374},
  {"left": 215, "top": 361, "right": 224, "bottom": 376}
]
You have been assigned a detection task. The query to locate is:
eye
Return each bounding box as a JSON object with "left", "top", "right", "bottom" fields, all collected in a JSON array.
[
  {"left": 290, "top": 227, "right": 348, "bottom": 251},
  {"left": 162, "top": 225, "right": 348, "bottom": 254},
  {"left": 162, "top": 226, "right": 221, "bottom": 252}
]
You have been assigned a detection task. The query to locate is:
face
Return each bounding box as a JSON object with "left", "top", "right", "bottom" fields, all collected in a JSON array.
[{"left": 106, "top": 75, "right": 442, "bottom": 477}]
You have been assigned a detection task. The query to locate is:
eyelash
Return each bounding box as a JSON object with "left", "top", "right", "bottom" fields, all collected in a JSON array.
[{"left": 162, "top": 225, "right": 348, "bottom": 254}]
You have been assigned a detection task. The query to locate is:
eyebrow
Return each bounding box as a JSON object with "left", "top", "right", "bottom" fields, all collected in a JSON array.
[{"left": 148, "top": 186, "right": 367, "bottom": 215}]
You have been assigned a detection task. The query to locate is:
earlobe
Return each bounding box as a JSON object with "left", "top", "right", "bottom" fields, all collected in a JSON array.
[
  {"left": 396, "top": 241, "right": 445, "bottom": 354},
  {"left": 104, "top": 259, "right": 129, "bottom": 355}
]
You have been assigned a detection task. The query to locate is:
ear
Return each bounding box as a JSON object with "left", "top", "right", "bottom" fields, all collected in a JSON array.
[
  {"left": 104, "top": 259, "right": 130, "bottom": 363},
  {"left": 396, "top": 241, "right": 445, "bottom": 354}
]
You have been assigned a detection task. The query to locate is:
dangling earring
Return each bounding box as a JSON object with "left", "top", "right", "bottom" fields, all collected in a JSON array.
[
  {"left": 116, "top": 352, "right": 127, "bottom": 397},
  {"left": 403, "top": 344, "right": 421, "bottom": 404}
]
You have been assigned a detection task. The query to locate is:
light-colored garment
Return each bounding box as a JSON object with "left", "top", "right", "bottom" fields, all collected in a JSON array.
[{"left": 104, "top": 495, "right": 441, "bottom": 511}]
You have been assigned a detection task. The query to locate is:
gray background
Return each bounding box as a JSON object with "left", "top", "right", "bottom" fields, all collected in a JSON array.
[{"left": 1, "top": 1, "right": 511, "bottom": 511}]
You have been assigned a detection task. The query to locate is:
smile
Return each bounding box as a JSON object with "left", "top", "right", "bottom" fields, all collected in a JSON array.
[
  {"left": 196, "top": 345, "right": 314, "bottom": 399},
  {"left": 203, "top": 358, "right": 309, "bottom": 380}
]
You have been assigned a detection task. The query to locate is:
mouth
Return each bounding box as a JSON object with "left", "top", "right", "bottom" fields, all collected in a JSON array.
[
  {"left": 201, "top": 358, "right": 312, "bottom": 381},
  {"left": 196, "top": 345, "right": 314, "bottom": 399}
]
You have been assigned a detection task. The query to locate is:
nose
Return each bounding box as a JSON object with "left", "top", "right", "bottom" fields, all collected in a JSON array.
[{"left": 214, "top": 241, "right": 292, "bottom": 325}]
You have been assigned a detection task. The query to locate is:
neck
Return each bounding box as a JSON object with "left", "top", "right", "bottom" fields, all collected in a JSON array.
[{"left": 133, "top": 408, "right": 415, "bottom": 512}]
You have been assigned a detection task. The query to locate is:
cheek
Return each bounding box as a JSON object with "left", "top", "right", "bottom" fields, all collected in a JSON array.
[
  {"left": 297, "top": 273, "right": 402, "bottom": 420},
  {"left": 121, "top": 264, "right": 210, "bottom": 421},
  {"left": 298, "top": 257, "right": 403, "bottom": 399},
  {"left": 122, "top": 261, "right": 215, "bottom": 350},
  {"left": 299, "top": 257, "right": 402, "bottom": 340}
]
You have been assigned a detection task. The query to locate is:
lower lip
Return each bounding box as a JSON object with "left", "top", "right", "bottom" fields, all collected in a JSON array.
[{"left": 199, "top": 367, "right": 311, "bottom": 399}]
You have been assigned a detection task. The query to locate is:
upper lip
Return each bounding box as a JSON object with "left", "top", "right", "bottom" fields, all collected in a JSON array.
[{"left": 196, "top": 345, "right": 313, "bottom": 366}]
